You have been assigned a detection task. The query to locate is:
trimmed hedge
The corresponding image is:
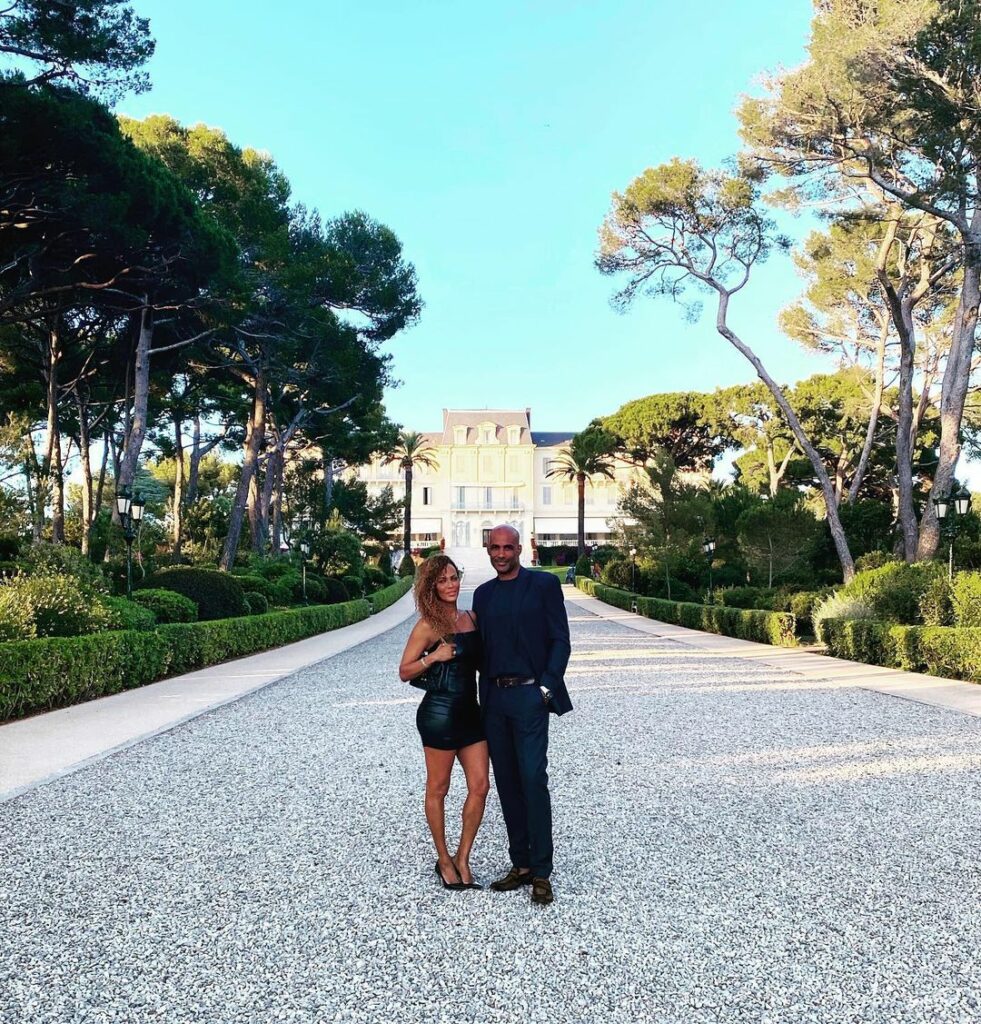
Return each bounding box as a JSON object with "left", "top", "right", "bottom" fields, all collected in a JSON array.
[
  {"left": 0, "top": 599, "right": 371, "bottom": 722},
  {"left": 131, "top": 588, "right": 198, "bottom": 624},
  {"left": 243, "top": 591, "right": 269, "bottom": 615},
  {"left": 368, "top": 577, "right": 413, "bottom": 614},
  {"left": 103, "top": 596, "right": 157, "bottom": 631},
  {"left": 820, "top": 617, "right": 981, "bottom": 683},
  {"left": 578, "top": 578, "right": 797, "bottom": 647},
  {"left": 141, "top": 567, "right": 246, "bottom": 621}
]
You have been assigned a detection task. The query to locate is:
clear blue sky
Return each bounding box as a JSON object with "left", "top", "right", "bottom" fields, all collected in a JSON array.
[{"left": 118, "top": 1, "right": 831, "bottom": 436}]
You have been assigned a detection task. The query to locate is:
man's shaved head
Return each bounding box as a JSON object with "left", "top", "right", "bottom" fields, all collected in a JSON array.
[{"left": 486, "top": 524, "right": 522, "bottom": 579}]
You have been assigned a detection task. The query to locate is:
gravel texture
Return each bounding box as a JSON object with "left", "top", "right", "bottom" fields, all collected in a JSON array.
[{"left": 3, "top": 597, "right": 981, "bottom": 1023}]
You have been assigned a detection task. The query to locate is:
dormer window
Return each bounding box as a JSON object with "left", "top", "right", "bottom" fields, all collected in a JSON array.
[
  {"left": 508, "top": 426, "right": 521, "bottom": 445},
  {"left": 479, "top": 424, "right": 496, "bottom": 444},
  {"left": 454, "top": 426, "right": 467, "bottom": 446}
]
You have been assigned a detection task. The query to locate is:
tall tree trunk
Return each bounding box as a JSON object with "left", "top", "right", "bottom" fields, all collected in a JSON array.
[
  {"left": 271, "top": 452, "right": 285, "bottom": 554},
  {"left": 323, "top": 451, "right": 334, "bottom": 518},
  {"left": 716, "top": 291, "right": 855, "bottom": 580},
  {"left": 577, "top": 473, "right": 586, "bottom": 556},
  {"left": 221, "top": 368, "right": 267, "bottom": 571},
  {"left": 918, "top": 253, "right": 980, "bottom": 560},
  {"left": 40, "top": 322, "right": 61, "bottom": 541},
  {"left": 187, "top": 415, "right": 204, "bottom": 505},
  {"left": 76, "top": 392, "right": 94, "bottom": 556},
  {"left": 118, "top": 300, "right": 153, "bottom": 501},
  {"left": 50, "top": 429, "right": 65, "bottom": 543},
  {"left": 847, "top": 321, "right": 888, "bottom": 503},
  {"left": 23, "top": 438, "right": 43, "bottom": 542},
  {"left": 403, "top": 464, "right": 413, "bottom": 554},
  {"left": 248, "top": 460, "right": 263, "bottom": 553},
  {"left": 172, "top": 412, "right": 186, "bottom": 559},
  {"left": 94, "top": 431, "right": 109, "bottom": 519}
]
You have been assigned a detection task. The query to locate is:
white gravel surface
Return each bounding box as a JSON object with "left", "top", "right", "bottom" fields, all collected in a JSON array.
[{"left": 3, "top": 598, "right": 981, "bottom": 1023}]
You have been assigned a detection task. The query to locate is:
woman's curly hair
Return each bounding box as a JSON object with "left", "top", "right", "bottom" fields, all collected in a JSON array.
[{"left": 414, "top": 555, "right": 461, "bottom": 639}]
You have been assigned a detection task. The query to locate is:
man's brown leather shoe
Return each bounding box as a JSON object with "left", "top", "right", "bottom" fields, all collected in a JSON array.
[
  {"left": 531, "top": 877, "right": 554, "bottom": 905},
  {"left": 489, "top": 867, "right": 533, "bottom": 892}
]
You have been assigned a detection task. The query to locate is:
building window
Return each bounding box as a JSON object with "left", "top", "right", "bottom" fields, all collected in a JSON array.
[
  {"left": 454, "top": 427, "right": 467, "bottom": 445},
  {"left": 544, "top": 458, "right": 556, "bottom": 476},
  {"left": 508, "top": 426, "right": 520, "bottom": 445},
  {"left": 542, "top": 486, "right": 552, "bottom": 505},
  {"left": 485, "top": 486, "right": 493, "bottom": 507},
  {"left": 480, "top": 426, "right": 495, "bottom": 444},
  {"left": 422, "top": 486, "right": 432, "bottom": 506},
  {"left": 455, "top": 486, "right": 466, "bottom": 507}
]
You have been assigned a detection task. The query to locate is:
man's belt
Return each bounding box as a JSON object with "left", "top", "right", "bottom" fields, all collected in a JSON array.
[{"left": 492, "top": 675, "right": 536, "bottom": 688}]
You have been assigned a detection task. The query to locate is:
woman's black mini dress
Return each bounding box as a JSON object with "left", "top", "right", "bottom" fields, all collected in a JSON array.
[{"left": 416, "top": 629, "right": 484, "bottom": 751}]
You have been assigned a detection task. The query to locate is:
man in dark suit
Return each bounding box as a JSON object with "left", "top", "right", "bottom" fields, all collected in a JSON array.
[{"left": 472, "top": 525, "right": 572, "bottom": 905}]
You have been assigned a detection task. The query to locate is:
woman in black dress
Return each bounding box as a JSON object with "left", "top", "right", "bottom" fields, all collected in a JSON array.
[{"left": 399, "top": 555, "right": 489, "bottom": 890}]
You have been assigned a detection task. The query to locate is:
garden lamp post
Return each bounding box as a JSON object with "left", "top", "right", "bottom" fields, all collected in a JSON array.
[
  {"left": 299, "top": 539, "right": 310, "bottom": 605},
  {"left": 933, "top": 486, "right": 973, "bottom": 579},
  {"left": 115, "top": 488, "right": 145, "bottom": 599},
  {"left": 702, "top": 537, "right": 716, "bottom": 602},
  {"left": 629, "top": 547, "right": 637, "bottom": 593}
]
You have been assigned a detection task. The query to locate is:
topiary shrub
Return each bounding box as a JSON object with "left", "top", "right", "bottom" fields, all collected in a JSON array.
[
  {"left": 838, "top": 561, "right": 943, "bottom": 624},
  {"left": 268, "top": 571, "right": 302, "bottom": 606},
  {"left": 301, "top": 574, "right": 328, "bottom": 604},
  {"left": 812, "top": 592, "right": 875, "bottom": 644},
  {"left": 377, "top": 548, "right": 393, "bottom": 576},
  {"left": 244, "top": 591, "right": 269, "bottom": 615},
  {"left": 0, "top": 572, "right": 114, "bottom": 640},
  {"left": 715, "top": 586, "right": 775, "bottom": 610},
  {"left": 141, "top": 567, "right": 246, "bottom": 621},
  {"left": 788, "top": 589, "right": 832, "bottom": 636},
  {"left": 342, "top": 573, "right": 364, "bottom": 598},
  {"left": 230, "top": 574, "right": 277, "bottom": 601},
  {"left": 601, "top": 559, "right": 632, "bottom": 590},
  {"left": 363, "top": 566, "right": 388, "bottom": 594},
  {"left": 919, "top": 573, "right": 955, "bottom": 626},
  {"left": 103, "top": 596, "right": 156, "bottom": 631},
  {"left": 250, "top": 558, "right": 298, "bottom": 581},
  {"left": 574, "top": 554, "right": 592, "bottom": 578},
  {"left": 132, "top": 588, "right": 198, "bottom": 624},
  {"left": 952, "top": 571, "right": 981, "bottom": 627},
  {"left": 854, "top": 551, "right": 901, "bottom": 572},
  {"left": 398, "top": 555, "right": 416, "bottom": 578},
  {"left": 323, "top": 577, "right": 350, "bottom": 605}
]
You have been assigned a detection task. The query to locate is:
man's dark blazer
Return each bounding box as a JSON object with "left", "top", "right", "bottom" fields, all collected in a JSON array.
[{"left": 472, "top": 567, "right": 573, "bottom": 716}]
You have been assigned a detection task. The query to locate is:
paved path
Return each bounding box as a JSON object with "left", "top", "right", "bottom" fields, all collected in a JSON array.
[{"left": 3, "top": 579, "right": 981, "bottom": 1023}]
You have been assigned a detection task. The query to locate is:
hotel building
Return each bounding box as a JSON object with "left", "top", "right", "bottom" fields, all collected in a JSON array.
[{"left": 352, "top": 408, "right": 639, "bottom": 551}]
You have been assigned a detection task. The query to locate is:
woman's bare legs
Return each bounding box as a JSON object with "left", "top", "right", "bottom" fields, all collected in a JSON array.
[
  {"left": 423, "top": 746, "right": 460, "bottom": 883},
  {"left": 453, "top": 740, "right": 490, "bottom": 885}
]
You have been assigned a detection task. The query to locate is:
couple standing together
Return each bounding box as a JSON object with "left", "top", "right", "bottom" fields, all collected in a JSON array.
[{"left": 398, "top": 525, "right": 572, "bottom": 905}]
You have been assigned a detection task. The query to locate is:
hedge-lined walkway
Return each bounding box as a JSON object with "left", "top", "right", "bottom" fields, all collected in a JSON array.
[
  {"left": 0, "top": 582, "right": 415, "bottom": 801},
  {"left": 4, "top": 582, "right": 981, "bottom": 1022}
]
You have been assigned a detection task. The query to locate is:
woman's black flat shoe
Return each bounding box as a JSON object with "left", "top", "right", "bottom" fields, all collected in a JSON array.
[{"left": 435, "top": 861, "right": 465, "bottom": 890}]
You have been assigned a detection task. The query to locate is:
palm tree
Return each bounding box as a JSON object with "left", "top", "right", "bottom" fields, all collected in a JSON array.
[
  {"left": 384, "top": 430, "right": 439, "bottom": 555},
  {"left": 547, "top": 426, "right": 619, "bottom": 556}
]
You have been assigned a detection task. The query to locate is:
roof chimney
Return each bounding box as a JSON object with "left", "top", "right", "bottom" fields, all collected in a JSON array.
[{"left": 526, "top": 406, "right": 531, "bottom": 427}]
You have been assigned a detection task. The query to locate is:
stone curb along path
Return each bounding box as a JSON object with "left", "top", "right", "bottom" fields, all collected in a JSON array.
[
  {"left": 567, "top": 585, "right": 981, "bottom": 720},
  {"left": 0, "top": 591, "right": 418, "bottom": 803}
]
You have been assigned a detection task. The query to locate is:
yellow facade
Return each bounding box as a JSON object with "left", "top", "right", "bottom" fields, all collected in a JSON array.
[{"left": 353, "top": 408, "right": 639, "bottom": 551}]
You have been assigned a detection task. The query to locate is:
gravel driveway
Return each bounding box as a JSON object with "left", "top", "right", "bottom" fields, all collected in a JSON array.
[{"left": 3, "top": 597, "right": 981, "bottom": 1023}]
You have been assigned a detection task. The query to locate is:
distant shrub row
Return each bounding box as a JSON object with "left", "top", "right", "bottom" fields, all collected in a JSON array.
[{"left": 576, "top": 578, "right": 797, "bottom": 647}]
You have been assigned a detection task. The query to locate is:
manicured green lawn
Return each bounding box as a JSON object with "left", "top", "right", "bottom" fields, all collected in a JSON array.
[{"left": 533, "top": 566, "right": 574, "bottom": 580}]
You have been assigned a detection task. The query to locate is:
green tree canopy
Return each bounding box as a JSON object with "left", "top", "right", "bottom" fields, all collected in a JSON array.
[{"left": 0, "top": 0, "right": 154, "bottom": 97}]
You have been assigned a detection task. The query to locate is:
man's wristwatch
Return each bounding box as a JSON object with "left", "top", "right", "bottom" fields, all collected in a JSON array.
[{"left": 540, "top": 686, "right": 552, "bottom": 703}]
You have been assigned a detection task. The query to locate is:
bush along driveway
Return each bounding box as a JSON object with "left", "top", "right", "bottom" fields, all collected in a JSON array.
[{"left": 0, "top": 579, "right": 412, "bottom": 723}]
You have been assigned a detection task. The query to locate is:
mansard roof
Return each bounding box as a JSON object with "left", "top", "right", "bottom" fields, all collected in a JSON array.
[
  {"left": 436, "top": 408, "right": 533, "bottom": 444},
  {"left": 530, "top": 431, "right": 574, "bottom": 447},
  {"left": 414, "top": 410, "right": 575, "bottom": 447}
]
